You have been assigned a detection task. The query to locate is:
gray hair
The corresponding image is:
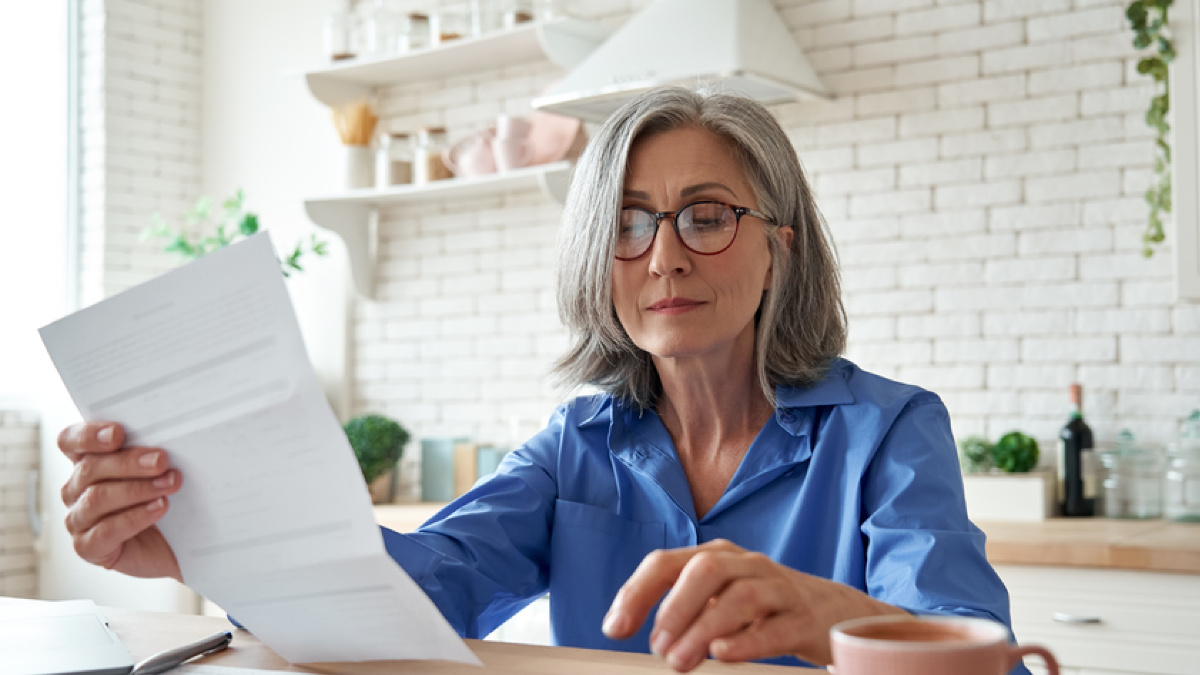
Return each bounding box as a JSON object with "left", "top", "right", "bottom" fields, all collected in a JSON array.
[{"left": 553, "top": 87, "right": 846, "bottom": 411}]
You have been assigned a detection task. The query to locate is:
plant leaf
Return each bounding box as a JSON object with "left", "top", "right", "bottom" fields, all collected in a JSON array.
[
  {"left": 239, "top": 213, "right": 259, "bottom": 236},
  {"left": 1127, "top": 2, "right": 1148, "bottom": 27}
]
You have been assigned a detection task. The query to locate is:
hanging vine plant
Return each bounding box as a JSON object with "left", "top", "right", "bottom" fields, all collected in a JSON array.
[{"left": 1126, "top": 0, "right": 1175, "bottom": 257}]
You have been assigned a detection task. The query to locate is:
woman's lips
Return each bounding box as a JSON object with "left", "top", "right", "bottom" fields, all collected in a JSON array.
[{"left": 647, "top": 298, "right": 704, "bottom": 315}]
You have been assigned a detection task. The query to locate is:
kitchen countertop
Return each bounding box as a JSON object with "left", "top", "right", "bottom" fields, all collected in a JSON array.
[
  {"left": 375, "top": 504, "right": 1200, "bottom": 575},
  {"left": 977, "top": 518, "right": 1200, "bottom": 575}
]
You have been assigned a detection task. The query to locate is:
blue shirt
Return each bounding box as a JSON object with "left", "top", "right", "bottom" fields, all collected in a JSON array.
[{"left": 380, "top": 359, "right": 1028, "bottom": 672}]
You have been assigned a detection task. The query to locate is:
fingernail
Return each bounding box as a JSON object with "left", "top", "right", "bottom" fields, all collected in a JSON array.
[
  {"left": 153, "top": 473, "right": 173, "bottom": 488},
  {"left": 97, "top": 426, "right": 114, "bottom": 444},
  {"left": 602, "top": 612, "right": 623, "bottom": 637},
  {"left": 667, "top": 642, "right": 694, "bottom": 671},
  {"left": 146, "top": 497, "right": 165, "bottom": 512},
  {"left": 650, "top": 630, "right": 672, "bottom": 657},
  {"left": 139, "top": 452, "right": 159, "bottom": 469}
]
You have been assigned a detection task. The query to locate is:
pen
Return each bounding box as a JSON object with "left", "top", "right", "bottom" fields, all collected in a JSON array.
[{"left": 131, "top": 630, "right": 233, "bottom": 675}]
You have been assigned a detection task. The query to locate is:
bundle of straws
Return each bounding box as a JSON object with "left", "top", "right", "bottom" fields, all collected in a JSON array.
[{"left": 331, "top": 100, "right": 378, "bottom": 147}]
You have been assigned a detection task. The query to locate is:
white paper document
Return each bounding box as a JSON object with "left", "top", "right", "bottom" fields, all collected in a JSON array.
[
  {"left": 40, "top": 233, "right": 479, "bottom": 666},
  {"left": 0, "top": 599, "right": 134, "bottom": 675}
]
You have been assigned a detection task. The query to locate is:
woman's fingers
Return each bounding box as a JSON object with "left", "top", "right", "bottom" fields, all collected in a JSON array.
[
  {"left": 709, "top": 611, "right": 813, "bottom": 664},
  {"left": 64, "top": 472, "right": 180, "bottom": 535},
  {"left": 58, "top": 422, "right": 125, "bottom": 462},
  {"left": 73, "top": 496, "right": 170, "bottom": 569},
  {"left": 61, "top": 448, "right": 169, "bottom": 506},
  {"left": 661, "top": 577, "right": 783, "bottom": 671},
  {"left": 603, "top": 548, "right": 691, "bottom": 639},
  {"left": 603, "top": 540, "right": 749, "bottom": 642},
  {"left": 652, "top": 549, "right": 768, "bottom": 652}
]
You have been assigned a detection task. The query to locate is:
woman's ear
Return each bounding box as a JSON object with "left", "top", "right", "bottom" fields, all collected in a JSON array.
[
  {"left": 764, "top": 226, "right": 794, "bottom": 290},
  {"left": 777, "top": 226, "right": 795, "bottom": 250}
]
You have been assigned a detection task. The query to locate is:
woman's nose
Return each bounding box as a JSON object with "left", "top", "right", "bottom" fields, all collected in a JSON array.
[{"left": 646, "top": 217, "right": 691, "bottom": 278}]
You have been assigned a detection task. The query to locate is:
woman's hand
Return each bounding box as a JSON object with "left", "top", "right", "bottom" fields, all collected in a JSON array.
[
  {"left": 58, "top": 422, "right": 184, "bottom": 582},
  {"left": 602, "top": 539, "right": 907, "bottom": 671}
]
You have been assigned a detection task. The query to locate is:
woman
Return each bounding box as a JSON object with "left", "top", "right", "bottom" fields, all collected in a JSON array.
[{"left": 57, "top": 87, "right": 1025, "bottom": 672}]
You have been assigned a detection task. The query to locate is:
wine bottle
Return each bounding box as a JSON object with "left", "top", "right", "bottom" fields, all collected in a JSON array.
[{"left": 1059, "top": 383, "right": 1096, "bottom": 517}]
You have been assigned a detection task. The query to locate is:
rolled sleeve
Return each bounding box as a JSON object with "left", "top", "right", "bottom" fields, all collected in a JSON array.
[
  {"left": 379, "top": 409, "right": 563, "bottom": 638},
  {"left": 860, "top": 395, "right": 1013, "bottom": 626}
]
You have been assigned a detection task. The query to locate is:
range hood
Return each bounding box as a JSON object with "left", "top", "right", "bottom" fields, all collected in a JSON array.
[{"left": 532, "top": 0, "right": 830, "bottom": 122}]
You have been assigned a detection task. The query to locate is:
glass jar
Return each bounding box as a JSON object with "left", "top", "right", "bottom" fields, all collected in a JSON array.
[
  {"left": 376, "top": 132, "right": 413, "bottom": 188},
  {"left": 1098, "top": 430, "right": 1163, "bottom": 519},
  {"left": 501, "top": 0, "right": 535, "bottom": 29},
  {"left": 1165, "top": 410, "right": 1200, "bottom": 523},
  {"left": 470, "top": 0, "right": 503, "bottom": 37},
  {"left": 398, "top": 12, "right": 431, "bottom": 52},
  {"left": 534, "top": 0, "right": 574, "bottom": 21},
  {"left": 361, "top": 0, "right": 399, "bottom": 58},
  {"left": 430, "top": 2, "right": 470, "bottom": 46},
  {"left": 413, "top": 126, "right": 452, "bottom": 184},
  {"left": 323, "top": 0, "right": 356, "bottom": 61}
]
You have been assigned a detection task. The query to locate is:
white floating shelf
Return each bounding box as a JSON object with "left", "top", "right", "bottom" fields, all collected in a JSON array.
[
  {"left": 305, "top": 18, "right": 610, "bottom": 106},
  {"left": 305, "top": 161, "right": 574, "bottom": 297}
]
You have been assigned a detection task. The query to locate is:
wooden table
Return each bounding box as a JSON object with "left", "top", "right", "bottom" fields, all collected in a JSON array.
[{"left": 104, "top": 606, "right": 815, "bottom": 674}]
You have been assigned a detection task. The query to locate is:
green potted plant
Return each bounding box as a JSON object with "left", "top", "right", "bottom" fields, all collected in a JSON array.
[
  {"left": 343, "top": 414, "right": 411, "bottom": 503},
  {"left": 142, "top": 189, "right": 327, "bottom": 275},
  {"left": 958, "top": 431, "right": 1054, "bottom": 522}
]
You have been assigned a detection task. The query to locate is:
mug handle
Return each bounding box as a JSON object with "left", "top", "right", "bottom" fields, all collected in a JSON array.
[
  {"left": 1008, "top": 645, "right": 1059, "bottom": 675},
  {"left": 441, "top": 146, "right": 459, "bottom": 176}
]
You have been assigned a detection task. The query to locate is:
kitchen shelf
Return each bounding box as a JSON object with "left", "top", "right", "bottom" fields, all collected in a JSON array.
[
  {"left": 305, "top": 18, "right": 610, "bottom": 107},
  {"left": 305, "top": 161, "right": 573, "bottom": 297}
]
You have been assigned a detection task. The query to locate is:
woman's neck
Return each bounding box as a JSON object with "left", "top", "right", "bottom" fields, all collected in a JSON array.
[{"left": 653, "top": 328, "right": 773, "bottom": 464}]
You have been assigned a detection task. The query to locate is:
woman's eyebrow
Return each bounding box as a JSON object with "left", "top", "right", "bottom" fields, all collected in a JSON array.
[
  {"left": 681, "top": 182, "right": 738, "bottom": 199},
  {"left": 621, "top": 183, "right": 739, "bottom": 200}
]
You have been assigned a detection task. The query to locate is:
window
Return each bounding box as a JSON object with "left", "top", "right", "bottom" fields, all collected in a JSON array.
[
  {"left": 1171, "top": 0, "right": 1200, "bottom": 300},
  {"left": 0, "top": 1, "right": 73, "bottom": 407}
]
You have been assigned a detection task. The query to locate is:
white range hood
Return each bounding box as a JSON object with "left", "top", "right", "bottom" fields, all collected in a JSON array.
[{"left": 532, "top": 0, "right": 830, "bottom": 122}]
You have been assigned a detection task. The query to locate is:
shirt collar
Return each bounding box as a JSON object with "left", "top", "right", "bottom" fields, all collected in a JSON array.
[
  {"left": 772, "top": 359, "right": 856, "bottom": 435},
  {"left": 582, "top": 359, "right": 856, "bottom": 441}
]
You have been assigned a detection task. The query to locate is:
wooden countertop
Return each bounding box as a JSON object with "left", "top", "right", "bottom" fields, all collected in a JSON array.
[
  {"left": 978, "top": 518, "right": 1200, "bottom": 574},
  {"left": 375, "top": 504, "right": 1200, "bottom": 575}
]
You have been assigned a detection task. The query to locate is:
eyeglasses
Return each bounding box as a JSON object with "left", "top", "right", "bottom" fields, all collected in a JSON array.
[{"left": 615, "top": 200, "right": 772, "bottom": 261}]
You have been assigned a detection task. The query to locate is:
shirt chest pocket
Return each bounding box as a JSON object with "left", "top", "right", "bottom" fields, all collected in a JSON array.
[{"left": 550, "top": 499, "right": 667, "bottom": 597}]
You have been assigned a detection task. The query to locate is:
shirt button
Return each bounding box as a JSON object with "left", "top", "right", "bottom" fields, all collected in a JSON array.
[{"left": 780, "top": 412, "right": 795, "bottom": 423}]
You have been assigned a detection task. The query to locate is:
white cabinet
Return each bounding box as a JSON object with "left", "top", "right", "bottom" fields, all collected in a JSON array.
[
  {"left": 996, "top": 564, "right": 1200, "bottom": 675},
  {"left": 487, "top": 595, "right": 552, "bottom": 646}
]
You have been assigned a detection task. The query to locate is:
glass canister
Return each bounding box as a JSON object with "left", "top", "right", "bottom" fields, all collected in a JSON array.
[
  {"left": 361, "top": 0, "right": 399, "bottom": 58},
  {"left": 413, "top": 126, "right": 452, "bottom": 184},
  {"left": 375, "top": 132, "right": 413, "bottom": 189},
  {"left": 1165, "top": 410, "right": 1200, "bottom": 523},
  {"left": 500, "top": 0, "right": 535, "bottom": 29},
  {"left": 398, "top": 12, "right": 431, "bottom": 52},
  {"left": 430, "top": 2, "right": 470, "bottom": 46},
  {"left": 323, "top": 0, "right": 356, "bottom": 61},
  {"left": 1098, "top": 430, "right": 1163, "bottom": 519},
  {"left": 534, "top": 0, "right": 574, "bottom": 21}
]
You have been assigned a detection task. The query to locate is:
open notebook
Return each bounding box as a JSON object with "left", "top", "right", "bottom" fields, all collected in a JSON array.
[{"left": 0, "top": 599, "right": 134, "bottom": 675}]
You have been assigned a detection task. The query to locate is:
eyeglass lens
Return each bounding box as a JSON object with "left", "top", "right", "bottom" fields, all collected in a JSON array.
[{"left": 616, "top": 202, "right": 738, "bottom": 260}]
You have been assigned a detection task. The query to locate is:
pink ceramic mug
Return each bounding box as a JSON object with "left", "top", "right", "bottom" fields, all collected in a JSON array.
[{"left": 830, "top": 615, "right": 1058, "bottom": 675}]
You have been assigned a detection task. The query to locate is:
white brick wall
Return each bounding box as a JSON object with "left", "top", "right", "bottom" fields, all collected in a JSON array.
[
  {"left": 348, "top": 0, "right": 1199, "bottom": 497},
  {"left": 79, "top": 0, "right": 203, "bottom": 306},
  {"left": 0, "top": 412, "right": 39, "bottom": 598}
]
